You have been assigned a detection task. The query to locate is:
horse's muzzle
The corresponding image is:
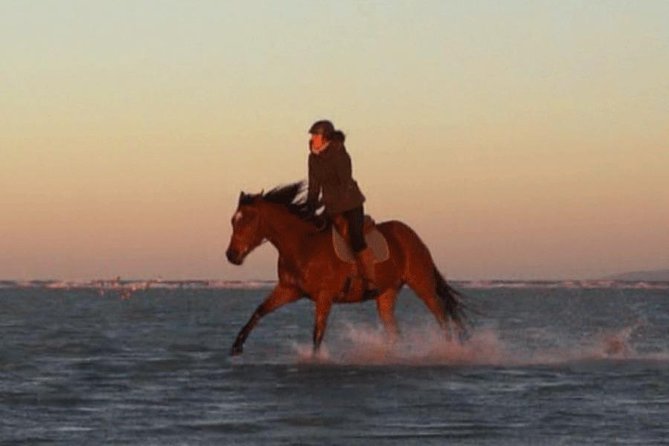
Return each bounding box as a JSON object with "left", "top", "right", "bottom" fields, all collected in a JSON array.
[{"left": 226, "top": 248, "right": 243, "bottom": 265}]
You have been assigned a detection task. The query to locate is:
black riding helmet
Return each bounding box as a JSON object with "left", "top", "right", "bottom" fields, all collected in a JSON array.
[{"left": 308, "top": 120, "right": 335, "bottom": 136}]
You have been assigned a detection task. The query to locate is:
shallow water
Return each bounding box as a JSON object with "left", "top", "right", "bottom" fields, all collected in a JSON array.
[{"left": 1, "top": 284, "right": 668, "bottom": 444}]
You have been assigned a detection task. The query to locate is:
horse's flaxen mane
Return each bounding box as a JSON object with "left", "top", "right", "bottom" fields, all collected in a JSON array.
[{"left": 239, "top": 181, "right": 323, "bottom": 227}]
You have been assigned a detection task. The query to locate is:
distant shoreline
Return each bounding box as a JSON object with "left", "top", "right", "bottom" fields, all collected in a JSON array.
[
  {"left": 3, "top": 268, "right": 669, "bottom": 286},
  {"left": 2, "top": 278, "right": 668, "bottom": 291},
  {"left": 5, "top": 269, "right": 669, "bottom": 284}
]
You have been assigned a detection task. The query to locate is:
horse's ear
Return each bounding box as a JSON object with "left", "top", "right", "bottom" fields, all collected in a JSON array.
[
  {"left": 239, "top": 191, "right": 252, "bottom": 205},
  {"left": 238, "top": 192, "right": 258, "bottom": 206}
]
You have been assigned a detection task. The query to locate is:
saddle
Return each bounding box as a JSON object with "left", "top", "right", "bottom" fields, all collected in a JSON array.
[{"left": 331, "top": 215, "right": 390, "bottom": 264}]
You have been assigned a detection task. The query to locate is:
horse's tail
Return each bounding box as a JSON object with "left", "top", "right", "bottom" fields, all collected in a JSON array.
[{"left": 434, "top": 267, "right": 468, "bottom": 334}]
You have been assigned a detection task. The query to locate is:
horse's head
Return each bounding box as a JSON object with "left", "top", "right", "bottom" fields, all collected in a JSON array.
[{"left": 225, "top": 192, "right": 266, "bottom": 265}]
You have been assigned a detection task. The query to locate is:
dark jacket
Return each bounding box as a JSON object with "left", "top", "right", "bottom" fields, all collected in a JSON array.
[{"left": 307, "top": 141, "right": 365, "bottom": 215}]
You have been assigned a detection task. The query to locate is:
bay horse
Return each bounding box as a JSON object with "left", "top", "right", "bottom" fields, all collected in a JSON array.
[{"left": 225, "top": 182, "right": 467, "bottom": 356}]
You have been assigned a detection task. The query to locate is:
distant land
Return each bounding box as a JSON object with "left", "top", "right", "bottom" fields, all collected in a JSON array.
[{"left": 602, "top": 269, "right": 669, "bottom": 281}]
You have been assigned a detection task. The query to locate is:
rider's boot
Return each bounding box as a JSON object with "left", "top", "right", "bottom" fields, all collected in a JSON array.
[{"left": 356, "top": 247, "right": 380, "bottom": 299}]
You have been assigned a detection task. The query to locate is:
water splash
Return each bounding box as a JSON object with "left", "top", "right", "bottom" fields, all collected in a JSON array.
[
  {"left": 292, "top": 325, "right": 513, "bottom": 366},
  {"left": 528, "top": 326, "right": 637, "bottom": 365},
  {"left": 291, "top": 323, "right": 668, "bottom": 367}
]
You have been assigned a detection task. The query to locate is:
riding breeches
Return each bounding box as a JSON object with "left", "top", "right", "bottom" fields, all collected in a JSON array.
[{"left": 340, "top": 206, "right": 366, "bottom": 253}]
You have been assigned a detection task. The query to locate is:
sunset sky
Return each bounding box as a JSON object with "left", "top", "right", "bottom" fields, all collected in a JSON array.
[{"left": 2, "top": 1, "right": 668, "bottom": 280}]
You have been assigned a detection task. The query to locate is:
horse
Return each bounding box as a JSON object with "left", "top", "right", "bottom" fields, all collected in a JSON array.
[{"left": 225, "top": 182, "right": 468, "bottom": 356}]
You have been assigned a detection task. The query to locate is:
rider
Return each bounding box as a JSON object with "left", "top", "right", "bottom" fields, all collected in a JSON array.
[{"left": 306, "top": 119, "right": 379, "bottom": 298}]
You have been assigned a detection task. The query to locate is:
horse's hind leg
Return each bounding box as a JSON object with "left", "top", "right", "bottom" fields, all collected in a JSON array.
[
  {"left": 376, "top": 289, "right": 400, "bottom": 344},
  {"left": 407, "top": 274, "right": 452, "bottom": 338}
]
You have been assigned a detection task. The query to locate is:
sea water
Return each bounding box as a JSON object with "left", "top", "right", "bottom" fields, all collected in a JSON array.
[{"left": 1, "top": 280, "right": 668, "bottom": 445}]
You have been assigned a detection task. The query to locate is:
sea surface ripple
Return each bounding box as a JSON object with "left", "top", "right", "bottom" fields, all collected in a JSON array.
[{"left": 1, "top": 284, "right": 668, "bottom": 445}]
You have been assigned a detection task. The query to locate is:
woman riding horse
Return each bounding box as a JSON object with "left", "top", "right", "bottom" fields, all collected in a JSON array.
[
  {"left": 307, "top": 119, "right": 379, "bottom": 297},
  {"left": 225, "top": 121, "right": 468, "bottom": 355}
]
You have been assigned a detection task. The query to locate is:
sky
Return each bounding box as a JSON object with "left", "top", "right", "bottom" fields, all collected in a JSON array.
[{"left": 1, "top": 0, "right": 668, "bottom": 281}]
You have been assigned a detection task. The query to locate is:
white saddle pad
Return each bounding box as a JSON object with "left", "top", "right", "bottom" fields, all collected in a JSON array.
[{"left": 332, "top": 226, "right": 390, "bottom": 264}]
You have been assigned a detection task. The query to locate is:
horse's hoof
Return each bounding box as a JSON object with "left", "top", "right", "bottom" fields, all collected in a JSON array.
[
  {"left": 362, "top": 288, "right": 380, "bottom": 300},
  {"left": 230, "top": 344, "right": 243, "bottom": 356},
  {"left": 457, "top": 329, "right": 471, "bottom": 345}
]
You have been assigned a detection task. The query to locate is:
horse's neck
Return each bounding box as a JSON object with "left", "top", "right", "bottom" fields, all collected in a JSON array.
[{"left": 261, "top": 204, "right": 311, "bottom": 260}]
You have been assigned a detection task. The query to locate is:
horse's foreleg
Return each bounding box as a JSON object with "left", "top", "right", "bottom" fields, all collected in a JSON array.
[
  {"left": 231, "top": 285, "right": 300, "bottom": 356},
  {"left": 312, "top": 296, "right": 333, "bottom": 354},
  {"left": 376, "top": 290, "right": 399, "bottom": 344}
]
